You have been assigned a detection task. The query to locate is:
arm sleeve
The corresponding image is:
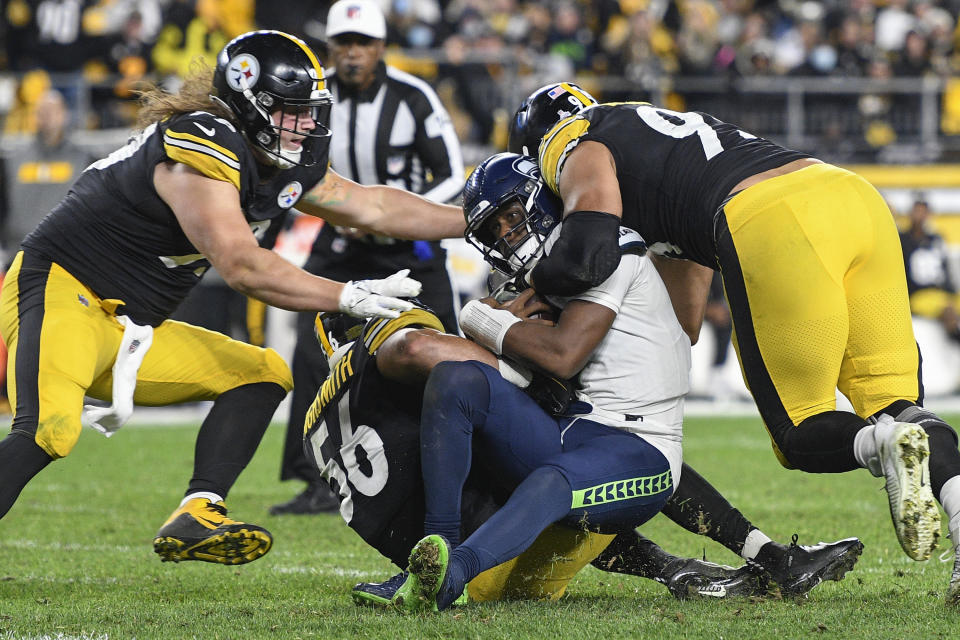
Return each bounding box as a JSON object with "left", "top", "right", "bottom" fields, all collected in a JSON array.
[
  {"left": 569, "top": 254, "right": 641, "bottom": 314},
  {"left": 529, "top": 210, "right": 623, "bottom": 296}
]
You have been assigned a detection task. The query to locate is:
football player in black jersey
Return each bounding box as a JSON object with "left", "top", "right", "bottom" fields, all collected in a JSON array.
[
  {"left": 0, "top": 30, "right": 466, "bottom": 567},
  {"left": 306, "top": 306, "right": 769, "bottom": 605},
  {"left": 310, "top": 155, "right": 861, "bottom": 609},
  {"left": 508, "top": 83, "right": 960, "bottom": 601}
]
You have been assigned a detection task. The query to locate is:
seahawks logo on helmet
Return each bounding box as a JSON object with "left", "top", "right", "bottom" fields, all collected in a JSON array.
[{"left": 462, "top": 152, "right": 563, "bottom": 277}]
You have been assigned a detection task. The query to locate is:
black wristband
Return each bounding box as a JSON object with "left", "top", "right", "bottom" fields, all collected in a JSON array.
[{"left": 530, "top": 210, "right": 622, "bottom": 296}]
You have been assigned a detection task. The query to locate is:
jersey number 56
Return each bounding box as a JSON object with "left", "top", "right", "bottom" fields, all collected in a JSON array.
[{"left": 307, "top": 388, "right": 388, "bottom": 523}]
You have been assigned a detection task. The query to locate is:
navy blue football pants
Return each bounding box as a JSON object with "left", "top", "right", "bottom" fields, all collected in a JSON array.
[{"left": 420, "top": 361, "right": 672, "bottom": 607}]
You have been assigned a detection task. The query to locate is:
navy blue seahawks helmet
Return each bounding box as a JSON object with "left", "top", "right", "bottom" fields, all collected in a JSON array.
[
  {"left": 462, "top": 152, "right": 563, "bottom": 276},
  {"left": 213, "top": 30, "right": 333, "bottom": 168},
  {"left": 507, "top": 82, "right": 597, "bottom": 157}
]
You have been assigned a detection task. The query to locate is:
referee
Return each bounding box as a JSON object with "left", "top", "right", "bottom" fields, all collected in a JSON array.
[{"left": 271, "top": 0, "right": 465, "bottom": 514}]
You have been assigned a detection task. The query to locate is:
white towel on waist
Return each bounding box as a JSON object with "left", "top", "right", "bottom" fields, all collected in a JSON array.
[{"left": 82, "top": 315, "right": 154, "bottom": 437}]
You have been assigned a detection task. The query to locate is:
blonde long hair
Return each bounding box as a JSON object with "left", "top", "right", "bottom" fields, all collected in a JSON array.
[{"left": 135, "top": 61, "right": 235, "bottom": 129}]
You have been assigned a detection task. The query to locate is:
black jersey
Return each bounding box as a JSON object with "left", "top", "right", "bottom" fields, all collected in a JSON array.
[
  {"left": 539, "top": 103, "right": 809, "bottom": 268},
  {"left": 21, "top": 110, "right": 329, "bottom": 326},
  {"left": 303, "top": 309, "right": 442, "bottom": 566},
  {"left": 303, "top": 308, "right": 501, "bottom": 567}
]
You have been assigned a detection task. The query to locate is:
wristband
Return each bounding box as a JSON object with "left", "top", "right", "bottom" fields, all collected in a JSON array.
[{"left": 458, "top": 299, "right": 522, "bottom": 355}]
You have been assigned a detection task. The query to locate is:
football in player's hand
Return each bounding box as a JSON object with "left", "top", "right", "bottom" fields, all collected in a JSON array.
[{"left": 523, "top": 291, "right": 559, "bottom": 323}]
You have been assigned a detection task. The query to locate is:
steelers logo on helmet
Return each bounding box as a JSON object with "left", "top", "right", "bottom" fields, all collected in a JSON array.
[
  {"left": 277, "top": 181, "right": 303, "bottom": 208},
  {"left": 213, "top": 30, "right": 333, "bottom": 169},
  {"left": 226, "top": 54, "right": 260, "bottom": 92}
]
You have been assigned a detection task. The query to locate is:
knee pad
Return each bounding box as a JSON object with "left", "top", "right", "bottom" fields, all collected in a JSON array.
[
  {"left": 892, "top": 405, "right": 959, "bottom": 446},
  {"left": 425, "top": 361, "right": 492, "bottom": 405},
  {"left": 33, "top": 413, "right": 82, "bottom": 459}
]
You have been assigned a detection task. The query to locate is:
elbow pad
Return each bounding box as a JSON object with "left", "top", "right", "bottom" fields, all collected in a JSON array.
[{"left": 529, "top": 210, "right": 622, "bottom": 296}]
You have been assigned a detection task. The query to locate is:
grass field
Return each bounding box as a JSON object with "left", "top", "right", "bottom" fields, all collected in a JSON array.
[{"left": 0, "top": 413, "right": 958, "bottom": 640}]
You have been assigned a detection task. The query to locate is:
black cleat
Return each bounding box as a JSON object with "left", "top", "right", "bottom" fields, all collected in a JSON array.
[
  {"left": 658, "top": 557, "right": 769, "bottom": 600},
  {"left": 353, "top": 571, "right": 409, "bottom": 608},
  {"left": 754, "top": 534, "right": 863, "bottom": 597},
  {"left": 269, "top": 482, "right": 340, "bottom": 515}
]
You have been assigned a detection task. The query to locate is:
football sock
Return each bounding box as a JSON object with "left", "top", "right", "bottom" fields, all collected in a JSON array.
[
  {"left": 187, "top": 382, "right": 286, "bottom": 499},
  {"left": 437, "top": 546, "right": 477, "bottom": 610},
  {"left": 940, "top": 476, "right": 960, "bottom": 547},
  {"left": 774, "top": 411, "right": 865, "bottom": 472},
  {"left": 0, "top": 432, "right": 53, "bottom": 519},
  {"left": 660, "top": 463, "right": 755, "bottom": 556},
  {"left": 453, "top": 467, "right": 571, "bottom": 593},
  {"left": 180, "top": 492, "right": 224, "bottom": 508},
  {"left": 420, "top": 362, "right": 492, "bottom": 546},
  {"left": 741, "top": 529, "right": 773, "bottom": 560},
  {"left": 590, "top": 531, "right": 676, "bottom": 578},
  {"left": 852, "top": 423, "right": 880, "bottom": 475}
]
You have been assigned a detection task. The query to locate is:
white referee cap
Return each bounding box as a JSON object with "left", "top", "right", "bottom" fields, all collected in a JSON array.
[{"left": 326, "top": 0, "right": 387, "bottom": 40}]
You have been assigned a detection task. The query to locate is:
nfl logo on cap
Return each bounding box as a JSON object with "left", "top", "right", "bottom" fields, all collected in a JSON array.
[{"left": 326, "top": 0, "right": 387, "bottom": 39}]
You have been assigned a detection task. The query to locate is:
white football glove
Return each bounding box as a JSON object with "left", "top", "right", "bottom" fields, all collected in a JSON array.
[{"left": 338, "top": 268, "right": 422, "bottom": 319}]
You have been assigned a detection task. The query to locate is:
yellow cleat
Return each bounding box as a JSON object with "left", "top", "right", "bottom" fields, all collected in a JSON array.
[{"left": 153, "top": 498, "right": 272, "bottom": 565}]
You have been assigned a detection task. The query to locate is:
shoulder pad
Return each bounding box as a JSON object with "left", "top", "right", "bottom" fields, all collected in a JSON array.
[
  {"left": 538, "top": 115, "right": 591, "bottom": 194},
  {"left": 364, "top": 307, "right": 446, "bottom": 354},
  {"left": 162, "top": 111, "right": 246, "bottom": 189}
]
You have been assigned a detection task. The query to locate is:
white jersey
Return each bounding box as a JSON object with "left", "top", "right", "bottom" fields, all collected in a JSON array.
[{"left": 548, "top": 227, "right": 691, "bottom": 481}]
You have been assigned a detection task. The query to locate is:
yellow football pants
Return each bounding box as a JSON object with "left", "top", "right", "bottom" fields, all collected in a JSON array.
[
  {"left": 718, "top": 163, "right": 919, "bottom": 459},
  {"left": 0, "top": 251, "right": 292, "bottom": 459},
  {"left": 468, "top": 526, "right": 615, "bottom": 601}
]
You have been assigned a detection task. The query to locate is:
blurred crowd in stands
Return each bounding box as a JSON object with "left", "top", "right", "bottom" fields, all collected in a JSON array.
[
  {"left": 2, "top": 1, "right": 960, "bottom": 404},
  {"left": 1, "top": 0, "right": 959, "bottom": 155}
]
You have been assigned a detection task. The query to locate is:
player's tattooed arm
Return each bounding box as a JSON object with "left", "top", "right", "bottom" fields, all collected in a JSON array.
[{"left": 299, "top": 168, "right": 465, "bottom": 240}]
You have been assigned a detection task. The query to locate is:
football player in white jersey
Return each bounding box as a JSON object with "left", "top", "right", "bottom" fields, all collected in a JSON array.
[{"left": 383, "top": 153, "right": 861, "bottom": 612}]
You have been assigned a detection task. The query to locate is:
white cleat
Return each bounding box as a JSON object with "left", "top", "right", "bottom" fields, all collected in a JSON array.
[
  {"left": 948, "top": 544, "right": 960, "bottom": 605},
  {"left": 876, "top": 421, "right": 940, "bottom": 561}
]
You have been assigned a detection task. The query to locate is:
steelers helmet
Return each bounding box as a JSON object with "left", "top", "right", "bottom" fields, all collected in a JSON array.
[
  {"left": 507, "top": 82, "right": 597, "bottom": 157},
  {"left": 315, "top": 312, "right": 366, "bottom": 360},
  {"left": 462, "top": 152, "right": 563, "bottom": 277},
  {"left": 213, "top": 30, "right": 333, "bottom": 168}
]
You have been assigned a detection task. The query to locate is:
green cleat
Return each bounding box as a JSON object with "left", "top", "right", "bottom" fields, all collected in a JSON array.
[
  {"left": 153, "top": 498, "right": 272, "bottom": 565},
  {"left": 391, "top": 535, "right": 452, "bottom": 613}
]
